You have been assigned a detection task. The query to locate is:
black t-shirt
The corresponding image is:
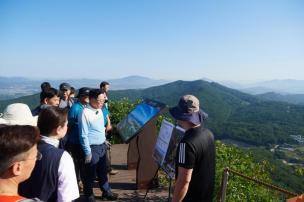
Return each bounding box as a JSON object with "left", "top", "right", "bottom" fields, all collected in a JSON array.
[{"left": 175, "top": 126, "right": 215, "bottom": 202}]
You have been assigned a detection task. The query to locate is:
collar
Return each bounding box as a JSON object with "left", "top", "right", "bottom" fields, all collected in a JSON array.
[
  {"left": 41, "top": 135, "right": 60, "bottom": 148},
  {"left": 87, "top": 104, "right": 100, "bottom": 112}
]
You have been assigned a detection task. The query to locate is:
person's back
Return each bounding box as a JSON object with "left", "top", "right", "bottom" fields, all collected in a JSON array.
[
  {"left": 19, "top": 107, "right": 79, "bottom": 202},
  {"left": 19, "top": 142, "right": 64, "bottom": 201},
  {"left": 67, "top": 101, "right": 85, "bottom": 145},
  {"left": 177, "top": 126, "right": 215, "bottom": 201},
  {"left": 170, "top": 95, "right": 213, "bottom": 202}
]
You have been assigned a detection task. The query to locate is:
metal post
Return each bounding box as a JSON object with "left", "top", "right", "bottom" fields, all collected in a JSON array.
[
  {"left": 168, "top": 177, "right": 172, "bottom": 202},
  {"left": 219, "top": 167, "right": 230, "bottom": 202}
]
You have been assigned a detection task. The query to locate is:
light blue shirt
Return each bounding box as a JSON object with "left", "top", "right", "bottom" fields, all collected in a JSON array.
[{"left": 78, "top": 104, "right": 105, "bottom": 156}]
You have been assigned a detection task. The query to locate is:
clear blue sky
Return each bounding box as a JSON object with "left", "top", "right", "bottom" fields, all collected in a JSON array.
[{"left": 0, "top": 0, "right": 303, "bottom": 82}]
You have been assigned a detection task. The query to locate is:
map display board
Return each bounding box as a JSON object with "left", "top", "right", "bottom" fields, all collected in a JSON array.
[
  {"left": 117, "top": 99, "right": 166, "bottom": 143},
  {"left": 153, "top": 120, "right": 185, "bottom": 179}
]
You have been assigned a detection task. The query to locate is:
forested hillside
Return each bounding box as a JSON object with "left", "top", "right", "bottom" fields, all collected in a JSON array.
[
  {"left": 1, "top": 80, "right": 304, "bottom": 146},
  {"left": 108, "top": 99, "right": 303, "bottom": 200},
  {"left": 257, "top": 92, "right": 304, "bottom": 105},
  {"left": 109, "top": 80, "right": 304, "bottom": 146}
]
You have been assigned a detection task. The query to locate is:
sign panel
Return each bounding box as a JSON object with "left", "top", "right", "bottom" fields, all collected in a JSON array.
[
  {"left": 153, "top": 120, "right": 185, "bottom": 179},
  {"left": 117, "top": 99, "right": 166, "bottom": 143}
]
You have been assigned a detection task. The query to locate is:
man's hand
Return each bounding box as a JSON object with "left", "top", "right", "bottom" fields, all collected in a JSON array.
[
  {"left": 105, "top": 140, "right": 111, "bottom": 147},
  {"left": 85, "top": 154, "right": 92, "bottom": 164},
  {"left": 106, "top": 124, "right": 112, "bottom": 132}
]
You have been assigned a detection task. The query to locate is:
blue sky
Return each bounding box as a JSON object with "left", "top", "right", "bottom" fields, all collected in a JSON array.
[{"left": 0, "top": 0, "right": 303, "bottom": 82}]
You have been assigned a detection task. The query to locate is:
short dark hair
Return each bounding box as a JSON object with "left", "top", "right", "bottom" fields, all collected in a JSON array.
[
  {"left": 40, "top": 87, "right": 59, "bottom": 103},
  {"left": 89, "top": 89, "right": 103, "bottom": 100},
  {"left": 41, "top": 82, "right": 51, "bottom": 92},
  {"left": 100, "top": 81, "right": 109, "bottom": 89},
  {"left": 0, "top": 125, "right": 40, "bottom": 175},
  {"left": 38, "top": 107, "right": 68, "bottom": 135}
]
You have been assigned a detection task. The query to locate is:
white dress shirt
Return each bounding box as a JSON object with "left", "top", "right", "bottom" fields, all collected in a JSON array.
[{"left": 41, "top": 136, "right": 79, "bottom": 202}]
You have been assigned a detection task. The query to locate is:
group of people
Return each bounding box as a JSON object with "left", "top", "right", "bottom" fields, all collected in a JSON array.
[
  {"left": 0, "top": 80, "right": 216, "bottom": 202},
  {"left": 0, "top": 81, "right": 118, "bottom": 202}
]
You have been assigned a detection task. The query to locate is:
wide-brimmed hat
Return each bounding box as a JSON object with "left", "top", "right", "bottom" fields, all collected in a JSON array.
[
  {"left": 169, "top": 95, "right": 208, "bottom": 125},
  {"left": 0, "top": 103, "right": 38, "bottom": 126}
]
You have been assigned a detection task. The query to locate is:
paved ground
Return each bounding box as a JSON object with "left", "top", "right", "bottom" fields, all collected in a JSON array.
[{"left": 76, "top": 144, "right": 170, "bottom": 202}]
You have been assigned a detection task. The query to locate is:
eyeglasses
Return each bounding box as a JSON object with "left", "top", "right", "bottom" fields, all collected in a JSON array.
[
  {"left": 24, "top": 151, "right": 42, "bottom": 161},
  {"left": 6, "top": 151, "right": 42, "bottom": 171},
  {"left": 96, "top": 99, "right": 105, "bottom": 103}
]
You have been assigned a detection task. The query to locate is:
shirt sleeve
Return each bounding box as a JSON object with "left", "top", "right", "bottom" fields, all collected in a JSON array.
[
  {"left": 102, "top": 107, "right": 109, "bottom": 126},
  {"left": 176, "top": 141, "right": 196, "bottom": 169},
  {"left": 68, "top": 105, "right": 78, "bottom": 125},
  {"left": 78, "top": 110, "right": 91, "bottom": 156},
  {"left": 57, "top": 151, "right": 79, "bottom": 202}
]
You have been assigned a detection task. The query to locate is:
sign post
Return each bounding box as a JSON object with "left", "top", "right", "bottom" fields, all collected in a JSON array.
[{"left": 117, "top": 99, "right": 167, "bottom": 190}]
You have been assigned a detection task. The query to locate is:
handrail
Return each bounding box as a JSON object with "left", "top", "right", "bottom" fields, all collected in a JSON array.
[{"left": 219, "top": 167, "right": 298, "bottom": 202}]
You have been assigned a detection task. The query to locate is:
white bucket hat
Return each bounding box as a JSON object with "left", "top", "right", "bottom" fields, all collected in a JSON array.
[{"left": 0, "top": 103, "right": 38, "bottom": 126}]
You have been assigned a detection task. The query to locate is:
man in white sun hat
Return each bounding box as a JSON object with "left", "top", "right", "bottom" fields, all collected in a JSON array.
[{"left": 0, "top": 103, "right": 38, "bottom": 126}]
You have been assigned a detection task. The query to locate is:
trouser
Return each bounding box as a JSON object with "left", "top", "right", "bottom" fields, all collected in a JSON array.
[
  {"left": 106, "top": 144, "right": 111, "bottom": 173},
  {"left": 66, "top": 144, "right": 85, "bottom": 183},
  {"left": 83, "top": 144, "right": 111, "bottom": 197}
]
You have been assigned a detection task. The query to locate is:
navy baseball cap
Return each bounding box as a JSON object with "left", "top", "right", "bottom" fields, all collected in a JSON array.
[{"left": 76, "top": 87, "right": 91, "bottom": 98}]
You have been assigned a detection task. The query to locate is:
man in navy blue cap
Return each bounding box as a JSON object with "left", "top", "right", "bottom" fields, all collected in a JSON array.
[
  {"left": 65, "top": 87, "right": 91, "bottom": 189},
  {"left": 170, "top": 95, "right": 215, "bottom": 202}
]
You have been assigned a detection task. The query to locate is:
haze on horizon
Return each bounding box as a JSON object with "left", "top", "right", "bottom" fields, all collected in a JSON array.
[{"left": 0, "top": 0, "right": 303, "bottom": 82}]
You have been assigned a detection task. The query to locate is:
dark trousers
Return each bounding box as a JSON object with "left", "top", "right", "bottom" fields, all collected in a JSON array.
[
  {"left": 83, "top": 144, "right": 111, "bottom": 197},
  {"left": 106, "top": 144, "right": 111, "bottom": 173},
  {"left": 66, "top": 144, "right": 85, "bottom": 183}
]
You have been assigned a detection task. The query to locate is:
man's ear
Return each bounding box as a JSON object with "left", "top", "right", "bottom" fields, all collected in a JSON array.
[
  {"left": 11, "top": 162, "right": 22, "bottom": 176},
  {"left": 43, "top": 98, "right": 48, "bottom": 105},
  {"left": 56, "top": 125, "right": 62, "bottom": 135}
]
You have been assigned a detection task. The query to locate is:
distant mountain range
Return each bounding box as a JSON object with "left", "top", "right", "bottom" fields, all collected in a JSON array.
[
  {"left": 220, "top": 79, "right": 304, "bottom": 105},
  {"left": 2, "top": 79, "right": 303, "bottom": 146},
  {"left": 109, "top": 80, "right": 304, "bottom": 146},
  {"left": 2, "top": 76, "right": 304, "bottom": 101},
  {"left": 0, "top": 76, "right": 169, "bottom": 100},
  {"left": 221, "top": 79, "right": 304, "bottom": 94},
  {"left": 257, "top": 92, "right": 304, "bottom": 105}
]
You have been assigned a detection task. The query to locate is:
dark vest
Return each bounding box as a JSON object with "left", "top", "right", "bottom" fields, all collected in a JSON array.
[{"left": 19, "top": 141, "right": 64, "bottom": 202}]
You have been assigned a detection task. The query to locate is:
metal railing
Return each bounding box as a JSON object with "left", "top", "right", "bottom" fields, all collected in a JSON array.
[{"left": 219, "top": 167, "right": 298, "bottom": 202}]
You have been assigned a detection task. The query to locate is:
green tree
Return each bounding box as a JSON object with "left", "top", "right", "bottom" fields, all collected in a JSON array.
[{"left": 215, "top": 141, "right": 282, "bottom": 201}]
